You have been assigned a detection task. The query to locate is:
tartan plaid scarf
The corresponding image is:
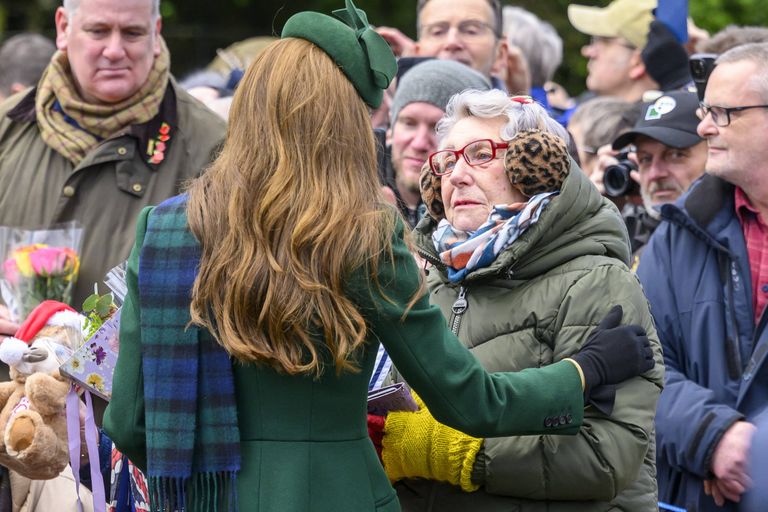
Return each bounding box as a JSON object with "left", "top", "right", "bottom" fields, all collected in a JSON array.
[
  {"left": 35, "top": 39, "right": 170, "bottom": 165},
  {"left": 433, "top": 193, "right": 556, "bottom": 283},
  {"left": 138, "top": 194, "right": 240, "bottom": 512}
]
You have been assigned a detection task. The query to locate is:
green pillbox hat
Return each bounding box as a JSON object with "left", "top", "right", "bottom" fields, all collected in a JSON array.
[{"left": 281, "top": 0, "right": 397, "bottom": 109}]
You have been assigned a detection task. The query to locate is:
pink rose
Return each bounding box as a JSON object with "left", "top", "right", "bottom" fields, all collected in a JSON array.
[
  {"left": 3, "top": 258, "right": 19, "bottom": 285},
  {"left": 29, "top": 247, "right": 66, "bottom": 275}
]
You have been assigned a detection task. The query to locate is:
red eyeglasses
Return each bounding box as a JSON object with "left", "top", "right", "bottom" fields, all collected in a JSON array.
[{"left": 428, "top": 139, "right": 509, "bottom": 176}]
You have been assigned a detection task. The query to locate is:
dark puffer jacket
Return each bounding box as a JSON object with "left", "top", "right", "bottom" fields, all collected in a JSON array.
[{"left": 396, "top": 163, "right": 664, "bottom": 512}]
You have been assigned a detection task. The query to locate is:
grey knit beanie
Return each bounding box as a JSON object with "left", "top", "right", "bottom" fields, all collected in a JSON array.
[{"left": 390, "top": 59, "right": 491, "bottom": 126}]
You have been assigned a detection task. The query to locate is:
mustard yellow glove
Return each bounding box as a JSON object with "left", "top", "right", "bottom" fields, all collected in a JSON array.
[{"left": 381, "top": 394, "right": 483, "bottom": 492}]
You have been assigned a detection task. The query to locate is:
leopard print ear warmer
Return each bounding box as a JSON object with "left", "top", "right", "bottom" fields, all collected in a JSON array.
[
  {"left": 419, "top": 159, "right": 445, "bottom": 221},
  {"left": 504, "top": 129, "right": 570, "bottom": 197}
]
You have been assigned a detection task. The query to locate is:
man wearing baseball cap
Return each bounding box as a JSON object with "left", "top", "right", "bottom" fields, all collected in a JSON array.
[
  {"left": 568, "top": 0, "right": 659, "bottom": 101},
  {"left": 612, "top": 90, "right": 707, "bottom": 257},
  {"left": 383, "top": 59, "right": 491, "bottom": 228}
]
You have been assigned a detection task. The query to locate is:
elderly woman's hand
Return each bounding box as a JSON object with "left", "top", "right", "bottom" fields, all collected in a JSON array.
[{"left": 381, "top": 393, "right": 483, "bottom": 491}]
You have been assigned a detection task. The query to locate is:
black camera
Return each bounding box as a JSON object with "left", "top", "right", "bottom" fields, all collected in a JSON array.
[
  {"left": 689, "top": 53, "right": 717, "bottom": 102},
  {"left": 604, "top": 150, "right": 639, "bottom": 198}
]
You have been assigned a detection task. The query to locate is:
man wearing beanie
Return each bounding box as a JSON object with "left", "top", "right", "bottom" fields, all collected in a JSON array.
[
  {"left": 384, "top": 59, "right": 490, "bottom": 227},
  {"left": 611, "top": 90, "right": 706, "bottom": 259}
]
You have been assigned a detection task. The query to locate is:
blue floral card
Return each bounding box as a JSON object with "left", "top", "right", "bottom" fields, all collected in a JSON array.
[{"left": 60, "top": 309, "right": 120, "bottom": 401}]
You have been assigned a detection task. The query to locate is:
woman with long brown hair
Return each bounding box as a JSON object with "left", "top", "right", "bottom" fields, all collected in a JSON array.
[{"left": 104, "top": 2, "right": 654, "bottom": 511}]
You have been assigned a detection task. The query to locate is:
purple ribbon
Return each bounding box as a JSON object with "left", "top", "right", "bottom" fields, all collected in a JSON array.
[{"left": 66, "top": 384, "right": 106, "bottom": 512}]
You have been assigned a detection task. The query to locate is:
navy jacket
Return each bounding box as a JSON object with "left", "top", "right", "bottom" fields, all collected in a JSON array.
[{"left": 637, "top": 174, "right": 768, "bottom": 512}]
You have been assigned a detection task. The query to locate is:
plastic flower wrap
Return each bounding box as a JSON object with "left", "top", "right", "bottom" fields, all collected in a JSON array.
[
  {"left": 80, "top": 292, "right": 118, "bottom": 347},
  {"left": 0, "top": 223, "right": 83, "bottom": 322}
]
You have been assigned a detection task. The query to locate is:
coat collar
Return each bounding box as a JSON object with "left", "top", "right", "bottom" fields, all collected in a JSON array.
[
  {"left": 660, "top": 174, "right": 736, "bottom": 252},
  {"left": 684, "top": 173, "right": 734, "bottom": 229}
]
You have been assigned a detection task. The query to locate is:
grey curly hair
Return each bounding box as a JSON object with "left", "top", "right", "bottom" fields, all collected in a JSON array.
[{"left": 436, "top": 89, "right": 569, "bottom": 146}]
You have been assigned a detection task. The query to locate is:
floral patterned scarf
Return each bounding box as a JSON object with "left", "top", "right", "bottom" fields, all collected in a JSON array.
[{"left": 433, "top": 192, "right": 556, "bottom": 283}]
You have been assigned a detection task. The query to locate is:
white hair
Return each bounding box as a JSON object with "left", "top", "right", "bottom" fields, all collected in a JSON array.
[
  {"left": 436, "top": 89, "right": 569, "bottom": 145},
  {"left": 502, "top": 6, "right": 563, "bottom": 87},
  {"left": 63, "top": 0, "right": 160, "bottom": 19}
]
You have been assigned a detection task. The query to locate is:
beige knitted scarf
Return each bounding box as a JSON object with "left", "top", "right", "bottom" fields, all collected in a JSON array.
[{"left": 35, "top": 38, "right": 170, "bottom": 165}]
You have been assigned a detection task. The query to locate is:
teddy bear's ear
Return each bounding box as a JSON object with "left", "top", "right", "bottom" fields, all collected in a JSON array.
[
  {"left": 0, "top": 337, "right": 28, "bottom": 367},
  {"left": 504, "top": 129, "right": 570, "bottom": 197}
]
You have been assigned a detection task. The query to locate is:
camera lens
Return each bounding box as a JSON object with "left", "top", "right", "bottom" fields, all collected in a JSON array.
[
  {"left": 691, "top": 60, "right": 704, "bottom": 79},
  {"left": 689, "top": 54, "right": 717, "bottom": 89},
  {"left": 603, "top": 156, "right": 639, "bottom": 198}
]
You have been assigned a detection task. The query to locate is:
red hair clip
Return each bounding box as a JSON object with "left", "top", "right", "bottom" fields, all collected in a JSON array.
[{"left": 510, "top": 95, "right": 534, "bottom": 104}]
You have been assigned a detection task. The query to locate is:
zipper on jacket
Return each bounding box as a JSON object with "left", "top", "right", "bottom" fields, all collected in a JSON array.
[
  {"left": 726, "top": 260, "right": 744, "bottom": 378},
  {"left": 450, "top": 286, "right": 468, "bottom": 335},
  {"left": 416, "top": 248, "right": 445, "bottom": 271},
  {"left": 718, "top": 253, "right": 743, "bottom": 379}
]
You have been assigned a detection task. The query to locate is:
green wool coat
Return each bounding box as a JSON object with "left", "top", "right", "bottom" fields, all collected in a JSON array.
[
  {"left": 105, "top": 207, "right": 589, "bottom": 512},
  {"left": 394, "top": 163, "right": 665, "bottom": 512}
]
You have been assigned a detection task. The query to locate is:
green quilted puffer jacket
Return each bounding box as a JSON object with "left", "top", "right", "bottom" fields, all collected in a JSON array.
[{"left": 396, "top": 163, "right": 665, "bottom": 512}]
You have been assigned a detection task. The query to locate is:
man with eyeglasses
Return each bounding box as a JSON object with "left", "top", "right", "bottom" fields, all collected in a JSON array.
[
  {"left": 382, "top": 59, "right": 491, "bottom": 228},
  {"left": 376, "top": 0, "right": 507, "bottom": 88},
  {"left": 567, "top": 0, "right": 658, "bottom": 102},
  {"left": 637, "top": 42, "right": 768, "bottom": 512}
]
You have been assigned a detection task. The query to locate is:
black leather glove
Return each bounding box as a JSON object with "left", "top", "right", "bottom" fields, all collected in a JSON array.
[{"left": 572, "top": 305, "right": 655, "bottom": 413}]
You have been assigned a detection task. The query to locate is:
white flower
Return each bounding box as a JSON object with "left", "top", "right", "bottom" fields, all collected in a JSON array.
[
  {"left": 85, "top": 373, "right": 104, "bottom": 392},
  {"left": 68, "top": 355, "right": 86, "bottom": 375}
]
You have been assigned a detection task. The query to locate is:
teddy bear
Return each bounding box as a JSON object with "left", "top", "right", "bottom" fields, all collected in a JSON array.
[{"left": 0, "top": 300, "right": 84, "bottom": 480}]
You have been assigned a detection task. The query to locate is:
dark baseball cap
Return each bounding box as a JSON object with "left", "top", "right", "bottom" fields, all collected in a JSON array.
[{"left": 613, "top": 91, "right": 703, "bottom": 150}]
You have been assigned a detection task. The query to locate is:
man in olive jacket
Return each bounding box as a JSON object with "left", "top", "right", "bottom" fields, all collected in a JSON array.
[{"left": 0, "top": 0, "right": 224, "bottom": 334}]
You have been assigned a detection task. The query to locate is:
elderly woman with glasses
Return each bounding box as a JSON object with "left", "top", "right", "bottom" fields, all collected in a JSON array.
[{"left": 376, "top": 90, "right": 664, "bottom": 512}]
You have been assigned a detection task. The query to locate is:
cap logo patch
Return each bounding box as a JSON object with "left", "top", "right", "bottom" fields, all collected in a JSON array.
[{"left": 645, "top": 96, "right": 677, "bottom": 121}]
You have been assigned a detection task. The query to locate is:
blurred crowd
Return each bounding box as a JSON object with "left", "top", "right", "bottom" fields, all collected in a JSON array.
[{"left": 0, "top": 0, "right": 767, "bottom": 511}]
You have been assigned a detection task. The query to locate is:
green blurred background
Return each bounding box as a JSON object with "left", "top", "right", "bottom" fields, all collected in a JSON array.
[{"left": 2, "top": 0, "right": 766, "bottom": 96}]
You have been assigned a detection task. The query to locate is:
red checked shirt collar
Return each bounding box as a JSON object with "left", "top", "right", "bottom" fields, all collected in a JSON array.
[{"left": 735, "top": 186, "right": 768, "bottom": 324}]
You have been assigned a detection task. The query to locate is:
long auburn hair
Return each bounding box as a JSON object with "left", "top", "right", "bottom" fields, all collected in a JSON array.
[{"left": 187, "top": 38, "right": 397, "bottom": 376}]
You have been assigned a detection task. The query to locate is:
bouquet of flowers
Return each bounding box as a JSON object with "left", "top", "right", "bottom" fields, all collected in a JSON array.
[{"left": 0, "top": 223, "right": 83, "bottom": 322}]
